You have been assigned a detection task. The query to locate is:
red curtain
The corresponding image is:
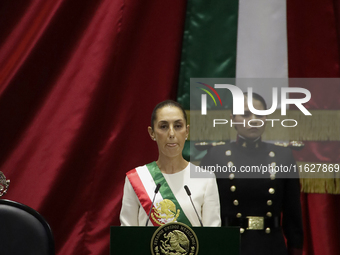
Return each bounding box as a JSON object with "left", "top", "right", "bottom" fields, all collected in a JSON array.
[
  {"left": 0, "top": 0, "right": 187, "bottom": 254},
  {"left": 287, "top": 1, "right": 340, "bottom": 255},
  {"left": 1, "top": 1, "right": 340, "bottom": 255}
]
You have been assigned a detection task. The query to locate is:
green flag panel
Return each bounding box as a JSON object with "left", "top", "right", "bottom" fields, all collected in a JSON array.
[{"left": 178, "top": 0, "right": 239, "bottom": 109}]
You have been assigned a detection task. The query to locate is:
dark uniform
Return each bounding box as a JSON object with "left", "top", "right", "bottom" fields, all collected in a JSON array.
[{"left": 200, "top": 136, "right": 303, "bottom": 255}]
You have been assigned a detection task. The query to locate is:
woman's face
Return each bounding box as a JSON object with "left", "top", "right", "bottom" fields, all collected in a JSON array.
[
  {"left": 148, "top": 106, "right": 189, "bottom": 159},
  {"left": 232, "top": 97, "right": 266, "bottom": 140}
]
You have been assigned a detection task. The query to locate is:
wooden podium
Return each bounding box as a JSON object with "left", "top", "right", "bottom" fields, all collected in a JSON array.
[{"left": 110, "top": 226, "right": 240, "bottom": 255}]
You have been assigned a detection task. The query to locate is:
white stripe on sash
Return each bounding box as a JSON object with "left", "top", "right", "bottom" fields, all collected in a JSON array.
[{"left": 135, "top": 165, "right": 163, "bottom": 204}]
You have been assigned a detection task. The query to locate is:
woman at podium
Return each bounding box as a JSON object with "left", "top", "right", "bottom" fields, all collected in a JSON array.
[{"left": 120, "top": 100, "right": 221, "bottom": 227}]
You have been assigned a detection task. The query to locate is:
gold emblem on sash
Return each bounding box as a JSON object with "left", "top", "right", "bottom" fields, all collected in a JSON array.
[
  {"left": 151, "top": 199, "right": 180, "bottom": 225},
  {"left": 151, "top": 222, "right": 199, "bottom": 255}
]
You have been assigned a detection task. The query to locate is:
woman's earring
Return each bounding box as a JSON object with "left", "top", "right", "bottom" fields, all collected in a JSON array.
[{"left": 153, "top": 138, "right": 156, "bottom": 141}]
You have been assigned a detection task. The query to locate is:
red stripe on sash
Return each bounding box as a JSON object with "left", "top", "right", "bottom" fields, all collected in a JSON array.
[{"left": 127, "top": 168, "right": 160, "bottom": 226}]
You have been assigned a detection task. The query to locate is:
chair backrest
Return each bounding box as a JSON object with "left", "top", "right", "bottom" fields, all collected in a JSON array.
[{"left": 0, "top": 199, "right": 55, "bottom": 255}]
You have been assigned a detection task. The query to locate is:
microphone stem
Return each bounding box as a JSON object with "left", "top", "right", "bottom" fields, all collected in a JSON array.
[
  {"left": 146, "top": 190, "right": 158, "bottom": 226},
  {"left": 189, "top": 195, "right": 203, "bottom": 227}
]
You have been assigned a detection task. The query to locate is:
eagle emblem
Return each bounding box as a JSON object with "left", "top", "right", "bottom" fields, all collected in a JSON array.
[
  {"left": 151, "top": 222, "right": 199, "bottom": 255},
  {"left": 151, "top": 199, "right": 180, "bottom": 225}
]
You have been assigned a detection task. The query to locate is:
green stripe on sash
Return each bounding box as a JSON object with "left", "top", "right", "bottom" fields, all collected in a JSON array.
[{"left": 146, "top": 162, "right": 192, "bottom": 227}]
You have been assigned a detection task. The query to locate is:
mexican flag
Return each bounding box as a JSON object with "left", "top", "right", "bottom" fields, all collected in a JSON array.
[
  {"left": 177, "top": 1, "right": 340, "bottom": 254},
  {"left": 177, "top": 0, "right": 339, "bottom": 192}
]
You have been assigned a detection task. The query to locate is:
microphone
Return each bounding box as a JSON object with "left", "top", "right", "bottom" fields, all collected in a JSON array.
[
  {"left": 184, "top": 185, "right": 203, "bottom": 227},
  {"left": 145, "top": 183, "right": 161, "bottom": 226}
]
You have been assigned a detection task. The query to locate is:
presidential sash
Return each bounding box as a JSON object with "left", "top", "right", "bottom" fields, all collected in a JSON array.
[{"left": 126, "top": 161, "right": 191, "bottom": 227}]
